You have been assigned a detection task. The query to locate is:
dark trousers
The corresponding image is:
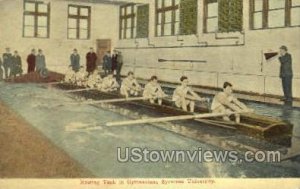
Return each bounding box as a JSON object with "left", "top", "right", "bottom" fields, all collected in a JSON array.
[
  {"left": 281, "top": 77, "right": 293, "bottom": 101},
  {"left": 4, "top": 66, "right": 10, "bottom": 78}
]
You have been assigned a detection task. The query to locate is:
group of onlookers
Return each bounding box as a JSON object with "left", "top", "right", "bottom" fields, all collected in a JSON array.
[
  {"left": 0, "top": 48, "right": 23, "bottom": 80},
  {"left": 69, "top": 48, "right": 123, "bottom": 82}
]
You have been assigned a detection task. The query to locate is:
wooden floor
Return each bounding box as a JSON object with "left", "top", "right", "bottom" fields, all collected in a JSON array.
[{"left": 0, "top": 100, "right": 93, "bottom": 178}]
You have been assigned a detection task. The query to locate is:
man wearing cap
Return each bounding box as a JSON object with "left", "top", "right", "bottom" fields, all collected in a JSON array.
[
  {"left": 278, "top": 45, "right": 293, "bottom": 102},
  {"left": 27, "top": 49, "right": 36, "bottom": 73},
  {"left": 86, "top": 47, "right": 97, "bottom": 75},
  {"left": 2, "top": 48, "right": 13, "bottom": 79},
  {"left": 102, "top": 51, "right": 112, "bottom": 76},
  {"left": 70, "top": 49, "right": 80, "bottom": 72}
]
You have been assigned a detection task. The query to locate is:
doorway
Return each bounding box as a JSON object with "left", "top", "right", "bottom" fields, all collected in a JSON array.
[{"left": 96, "top": 39, "right": 111, "bottom": 66}]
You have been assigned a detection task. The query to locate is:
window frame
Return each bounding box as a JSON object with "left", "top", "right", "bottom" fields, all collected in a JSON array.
[
  {"left": 119, "top": 4, "right": 136, "bottom": 40},
  {"left": 155, "top": 0, "right": 180, "bottom": 37},
  {"left": 23, "top": 0, "right": 50, "bottom": 38},
  {"left": 67, "top": 4, "right": 91, "bottom": 40},
  {"left": 250, "top": 0, "right": 300, "bottom": 30},
  {"left": 203, "top": 0, "right": 218, "bottom": 33}
]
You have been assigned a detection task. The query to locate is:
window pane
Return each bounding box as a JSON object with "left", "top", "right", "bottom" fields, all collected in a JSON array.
[
  {"left": 157, "top": 13, "right": 162, "bottom": 24},
  {"left": 126, "top": 6, "right": 132, "bottom": 14},
  {"left": 174, "top": 22, "right": 179, "bottom": 35},
  {"left": 157, "top": 25, "right": 162, "bottom": 36},
  {"left": 38, "top": 16, "right": 47, "bottom": 27},
  {"left": 292, "top": 0, "right": 300, "bottom": 6},
  {"left": 80, "top": 29, "right": 88, "bottom": 39},
  {"left": 291, "top": 7, "right": 300, "bottom": 26},
  {"left": 80, "top": 19, "right": 88, "bottom": 29},
  {"left": 207, "top": 2, "right": 218, "bottom": 17},
  {"left": 69, "top": 6, "right": 78, "bottom": 15},
  {"left": 37, "top": 27, "right": 47, "bottom": 37},
  {"left": 121, "top": 19, "right": 125, "bottom": 29},
  {"left": 269, "top": 0, "right": 285, "bottom": 9},
  {"left": 24, "top": 26, "right": 35, "bottom": 37},
  {"left": 206, "top": 18, "right": 218, "bottom": 32},
  {"left": 127, "top": 18, "right": 132, "bottom": 28},
  {"left": 165, "top": 11, "right": 172, "bottom": 23},
  {"left": 175, "top": 9, "right": 180, "bottom": 22},
  {"left": 126, "top": 28, "right": 132, "bottom": 38},
  {"left": 38, "top": 4, "right": 48, "bottom": 13},
  {"left": 25, "top": 2, "right": 35, "bottom": 12},
  {"left": 68, "top": 18, "right": 77, "bottom": 28},
  {"left": 268, "top": 9, "right": 285, "bottom": 27},
  {"left": 253, "top": 12, "right": 263, "bottom": 29},
  {"left": 165, "top": 0, "right": 172, "bottom": 7},
  {"left": 68, "top": 29, "right": 77, "bottom": 39},
  {"left": 80, "top": 8, "right": 89, "bottom": 16},
  {"left": 24, "top": 15, "right": 34, "bottom": 26},
  {"left": 164, "top": 23, "right": 172, "bottom": 35},
  {"left": 254, "top": 0, "right": 263, "bottom": 11},
  {"left": 121, "top": 29, "right": 124, "bottom": 39},
  {"left": 157, "top": 0, "right": 162, "bottom": 9}
]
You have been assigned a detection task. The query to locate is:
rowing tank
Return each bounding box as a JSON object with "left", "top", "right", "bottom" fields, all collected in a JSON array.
[{"left": 53, "top": 83, "right": 293, "bottom": 140}]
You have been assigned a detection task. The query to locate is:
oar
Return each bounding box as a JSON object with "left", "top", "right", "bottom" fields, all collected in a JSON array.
[
  {"left": 62, "top": 88, "right": 97, "bottom": 93},
  {"left": 57, "top": 96, "right": 149, "bottom": 107},
  {"left": 106, "top": 110, "right": 252, "bottom": 127}
]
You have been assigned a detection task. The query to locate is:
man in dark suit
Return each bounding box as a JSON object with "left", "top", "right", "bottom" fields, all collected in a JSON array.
[
  {"left": 27, "top": 49, "right": 36, "bottom": 73},
  {"left": 111, "top": 49, "right": 118, "bottom": 74},
  {"left": 86, "top": 47, "right": 97, "bottom": 75},
  {"left": 2, "top": 47, "right": 12, "bottom": 79},
  {"left": 278, "top": 46, "right": 293, "bottom": 102},
  {"left": 70, "top": 49, "right": 80, "bottom": 72}
]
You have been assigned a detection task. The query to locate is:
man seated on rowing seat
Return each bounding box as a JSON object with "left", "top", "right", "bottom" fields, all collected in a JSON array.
[
  {"left": 211, "top": 82, "right": 253, "bottom": 123},
  {"left": 87, "top": 70, "right": 102, "bottom": 89},
  {"left": 101, "top": 73, "right": 120, "bottom": 92},
  {"left": 143, "top": 76, "right": 166, "bottom": 105},
  {"left": 120, "top": 71, "right": 142, "bottom": 98},
  {"left": 172, "top": 76, "right": 206, "bottom": 112},
  {"left": 64, "top": 66, "right": 76, "bottom": 83},
  {"left": 75, "top": 66, "right": 88, "bottom": 87}
]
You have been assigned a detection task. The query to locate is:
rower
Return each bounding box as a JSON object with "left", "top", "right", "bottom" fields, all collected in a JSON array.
[
  {"left": 120, "top": 71, "right": 142, "bottom": 98},
  {"left": 172, "top": 76, "right": 206, "bottom": 112},
  {"left": 211, "top": 82, "right": 253, "bottom": 123},
  {"left": 143, "top": 76, "right": 166, "bottom": 105},
  {"left": 101, "top": 73, "right": 120, "bottom": 92},
  {"left": 75, "top": 66, "right": 88, "bottom": 87},
  {"left": 86, "top": 70, "right": 102, "bottom": 89},
  {"left": 64, "top": 66, "right": 76, "bottom": 83}
]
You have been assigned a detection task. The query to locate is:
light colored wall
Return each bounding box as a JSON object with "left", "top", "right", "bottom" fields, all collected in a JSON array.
[
  {"left": 116, "top": 0, "right": 300, "bottom": 98},
  {"left": 0, "top": 0, "right": 119, "bottom": 74}
]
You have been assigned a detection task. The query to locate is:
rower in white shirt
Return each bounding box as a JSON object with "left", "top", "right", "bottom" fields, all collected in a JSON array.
[
  {"left": 120, "top": 71, "right": 142, "bottom": 98},
  {"left": 143, "top": 76, "right": 166, "bottom": 105},
  {"left": 75, "top": 66, "right": 88, "bottom": 87},
  {"left": 211, "top": 82, "right": 253, "bottom": 123},
  {"left": 64, "top": 66, "right": 76, "bottom": 84},
  {"left": 101, "top": 73, "right": 120, "bottom": 92},
  {"left": 172, "top": 76, "right": 206, "bottom": 112},
  {"left": 86, "top": 70, "right": 102, "bottom": 89}
]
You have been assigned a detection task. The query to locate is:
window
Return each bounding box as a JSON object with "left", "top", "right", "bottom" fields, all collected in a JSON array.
[
  {"left": 68, "top": 5, "right": 91, "bottom": 40},
  {"left": 250, "top": 0, "right": 300, "bottom": 29},
  {"left": 23, "top": 1, "right": 50, "bottom": 38},
  {"left": 204, "top": 0, "right": 243, "bottom": 33},
  {"left": 119, "top": 4, "right": 136, "bottom": 39},
  {"left": 204, "top": 0, "right": 218, "bottom": 33},
  {"left": 155, "top": 0, "right": 180, "bottom": 36},
  {"left": 291, "top": 0, "right": 300, "bottom": 26},
  {"left": 179, "top": 0, "right": 198, "bottom": 35},
  {"left": 136, "top": 5, "right": 149, "bottom": 38}
]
